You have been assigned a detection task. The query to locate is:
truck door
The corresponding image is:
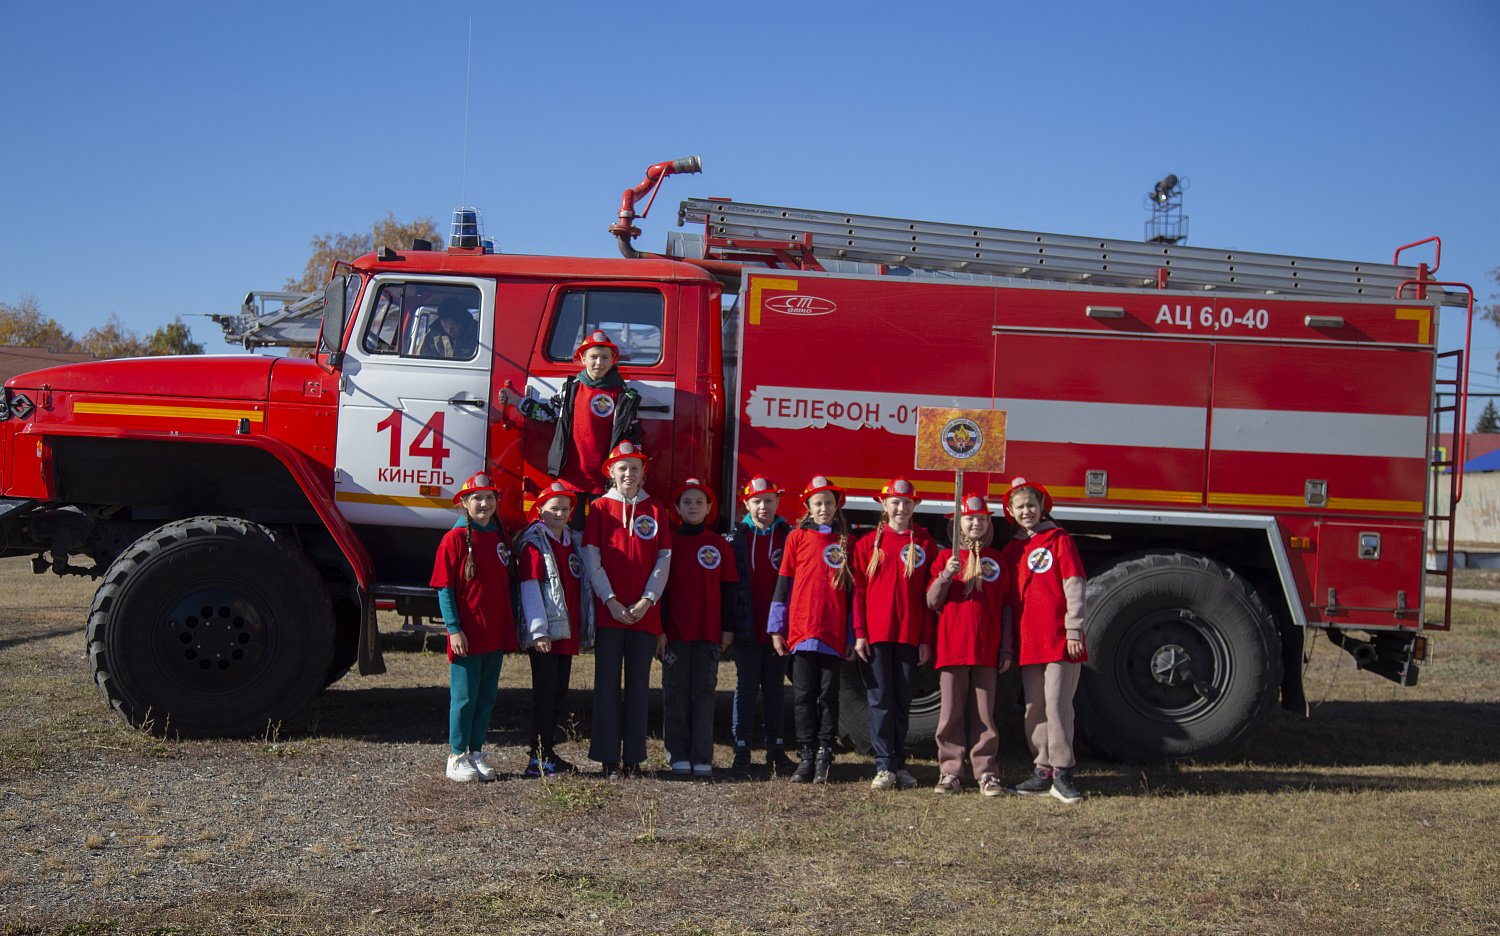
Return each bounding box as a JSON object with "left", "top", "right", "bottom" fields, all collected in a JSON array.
[
  {"left": 333, "top": 275, "right": 495, "bottom": 529},
  {"left": 521, "top": 284, "right": 677, "bottom": 505}
]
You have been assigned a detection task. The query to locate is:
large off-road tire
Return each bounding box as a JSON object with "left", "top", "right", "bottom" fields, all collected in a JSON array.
[
  {"left": 838, "top": 657, "right": 1022, "bottom": 754},
  {"left": 86, "top": 517, "right": 335, "bottom": 737},
  {"left": 1075, "top": 552, "right": 1281, "bottom": 763}
]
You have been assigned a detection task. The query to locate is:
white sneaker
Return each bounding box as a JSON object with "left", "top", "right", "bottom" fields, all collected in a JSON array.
[
  {"left": 470, "top": 751, "right": 497, "bottom": 782},
  {"left": 446, "top": 753, "right": 479, "bottom": 782},
  {"left": 871, "top": 770, "right": 897, "bottom": 791},
  {"left": 894, "top": 769, "right": 918, "bottom": 789},
  {"left": 692, "top": 763, "right": 714, "bottom": 777},
  {"left": 670, "top": 761, "right": 691, "bottom": 775}
]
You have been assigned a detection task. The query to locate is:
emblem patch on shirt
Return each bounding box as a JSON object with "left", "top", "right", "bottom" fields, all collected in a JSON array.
[
  {"left": 567, "top": 554, "right": 583, "bottom": 578},
  {"left": 822, "top": 543, "right": 846, "bottom": 569},
  {"left": 901, "top": 543, "right": 927, "bottom": 567},
  {"left": 980, "top": 556, "right": 1002, "bottom": 582},
  {"left": 1027, "top": 548, "right": 1054, "bottom": 574},
  {"left": 770, "top": 548, "right": 784, "bottom": 567},
  {"left": 496, "top": 542, "right": 511, "bottom": 565},
  {"left": 697, "top": 545, "right": 722, "bottom": 570},
  {"left": 590, "top": 394, "right": 615, "bottom": 418},
  {"left": 633, "top": 515, "right": 659, "bottom": 539}
]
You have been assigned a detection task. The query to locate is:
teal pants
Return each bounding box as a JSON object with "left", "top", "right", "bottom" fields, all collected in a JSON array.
[{"left": 450, "top": 651, "right": 504, "bottom": 755}]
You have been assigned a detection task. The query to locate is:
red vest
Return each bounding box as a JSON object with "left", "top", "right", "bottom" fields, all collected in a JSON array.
[
  {"left": 1003, "top": 525, "right": 1088, "bottom": 666},
  {"left": 853, "top": 525, "right": 936, "bottom": 645},
  {"left": 928, "top": 547, "right": 1010, "bottom": 669},
  {"left": 662, "top": 529, "right": 740, "bottom": 643},
  {"left": 585, "top": 493, "right": 672, "bottom": 635},
  {"left": 561, "top": 384, "right": 622, "bottom": 496},
  {"left": 778, "top": 527, "right": 857, "bottom": 655},
  {"left": 430, "top": 523, "right": 518, "bottom": 661},
  {"left": 740, "top": 523, "right": 788, "bottom": 643}
]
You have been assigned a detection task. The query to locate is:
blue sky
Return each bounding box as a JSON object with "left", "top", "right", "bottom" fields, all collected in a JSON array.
[{"left": 2, "top": 1, "right": 1497, "bottom": 416}]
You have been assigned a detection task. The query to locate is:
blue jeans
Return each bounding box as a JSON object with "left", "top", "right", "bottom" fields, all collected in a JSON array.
[
  {"left": 662, "top": 639, "right": 721, "bottom": 765},
  {"left": 732, "top": 640, "right": 788, "bottom": 750},
  {"left": 861, "top": 642, "right": 917, "bottom": 772},
  {"left": 449, "top": 651, "right": 504, "bottom": 754}
]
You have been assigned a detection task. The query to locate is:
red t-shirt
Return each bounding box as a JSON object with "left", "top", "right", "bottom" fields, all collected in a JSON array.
[
  {"left": 585, "top": 493, "right": 672, "bottom": 636},
  {"left": 561, "top": 383, "right": 622, "bottom": 496},
  {"left": 927, "top": 547, "right": 1011, "bottom": 669},
  {"left": 1003, "top": 525, "right": 1088, "bottom": 666},
  {"left": 778, "top": 527, "right": 858, "bottom": 655},
  {"left": 518, "top": 532, "right": 583, "bottom": 656},
  {"left": 430, "top": 523, "right": 518, "bottom": 661},
  {"left": 740, "top": 522, "right": 788, "bottom": 643},
  {"left": 662, "top": 528, "right": 740, "bottom": 643},
  {"left": 853, "top": 525, "right": 937, "bottom": 645}
]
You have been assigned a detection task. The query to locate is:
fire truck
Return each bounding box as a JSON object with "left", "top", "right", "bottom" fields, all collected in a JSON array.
[{"left": 0, "top": 157, "right": 1475, "bottom": 762}]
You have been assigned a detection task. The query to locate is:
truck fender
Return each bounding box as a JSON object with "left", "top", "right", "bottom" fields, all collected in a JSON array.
[{"left": 26, "top": 423, "right": 385, "bottom": 674}]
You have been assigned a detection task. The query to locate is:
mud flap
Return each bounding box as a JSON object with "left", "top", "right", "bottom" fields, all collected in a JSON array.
[
  {"left": 1279, "top": 615, "right": 1306, "bottom": 716},
  {"left": 356, "top": 583, "right": 386, "bottom": 675}
]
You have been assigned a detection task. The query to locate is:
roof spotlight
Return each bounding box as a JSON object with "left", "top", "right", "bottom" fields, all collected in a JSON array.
[{"left": 1150, "top": 174, "right": 1180, "bottom": 204}]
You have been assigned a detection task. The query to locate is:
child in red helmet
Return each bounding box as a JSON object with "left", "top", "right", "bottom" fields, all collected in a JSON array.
[
  {"left": 768, "top": 476, "right": 861, "bottom": 784},
  {"left": 516, "top": 480, "right": 594, "bottom": 778},
  {"left": 1001, "top": 477, "right": 1087, "bottom": 804},
  {"left": 923, "top": 490, "right": 1013, "bottom": 796},
  {"left": 581, "top": 441, "right": 672, "bottom": 778},
  {"left": 660, "top": 478, "right": 746, "bottom": 776},
  {"left": 853, "top": 477, "right": 937, "bottom": 791},
  {"left": 728, "top": 475, "right": 796, "bottom": 776},
  {"left": 500, "top": 330, "right": 643, "bottom": 523},
  {"left": 431, "top": 473, "right": 519, "bottom": 783}
]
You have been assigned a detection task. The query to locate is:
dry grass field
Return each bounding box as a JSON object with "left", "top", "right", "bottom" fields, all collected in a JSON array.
[{"left": 1, "top": 555, "right": 1497, "bottom": 935}]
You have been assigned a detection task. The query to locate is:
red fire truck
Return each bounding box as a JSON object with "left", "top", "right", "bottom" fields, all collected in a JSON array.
[{"left": 0, "top": 157, "right": 1475, "bottom": 761}]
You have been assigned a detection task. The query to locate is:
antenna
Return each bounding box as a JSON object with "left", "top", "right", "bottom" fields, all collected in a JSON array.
[{"left": 461, "top": 18, "right": 473, "bottom": 204}]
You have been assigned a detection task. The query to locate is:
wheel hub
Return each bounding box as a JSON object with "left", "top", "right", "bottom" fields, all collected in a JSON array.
[
  {"left": 156, "top": 588, "right": 270, "bottom": 692},
  {"left": 1150, "top": 644, "right": 1192, "bottom": 686}
]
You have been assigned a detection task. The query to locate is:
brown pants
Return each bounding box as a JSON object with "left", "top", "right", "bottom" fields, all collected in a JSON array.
[
  {"left": 935, "top": 665, "right": 999, "bottom": 780},
  {"left": 1021, "top": 660, "right": 1080, "bottom": 770}
]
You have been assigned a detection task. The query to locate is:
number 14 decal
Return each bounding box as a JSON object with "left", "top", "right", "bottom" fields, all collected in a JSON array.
[{"left": 374, "top": 410, "right": 451, "bottom": 468}]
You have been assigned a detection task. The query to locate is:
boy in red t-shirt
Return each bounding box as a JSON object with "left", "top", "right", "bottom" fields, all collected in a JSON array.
[
  {"left": 660, "top": 479, "right": 745, "bottom": 776},
  {"left": 1001, "top": 478, "right": 1087, "bottom": 804},
  {"left": 500, "top": 330, "right": 643, "bottom": 526}
]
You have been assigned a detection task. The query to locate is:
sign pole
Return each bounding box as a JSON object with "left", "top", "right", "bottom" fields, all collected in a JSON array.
[{"left": 953, "top": 469, "right": 964, "bottom": 546}]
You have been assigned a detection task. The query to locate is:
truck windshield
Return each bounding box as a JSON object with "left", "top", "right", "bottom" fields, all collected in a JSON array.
[{"left": 546, "top": 289, "right": 663, "bottom": 366}]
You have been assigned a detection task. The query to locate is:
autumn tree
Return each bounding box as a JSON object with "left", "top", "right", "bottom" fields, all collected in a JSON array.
[
  {"left": 79, "top": 315, "right": 149, "bottom": 359},
  {"left": 148, "top": 318, "right": 205, "bottom": 355},
  {"left": 0, "top": 294, "right": 82, "bottom": 352},
  {"left": 285, "top": 213, "right": 443, "bottom": 293}
]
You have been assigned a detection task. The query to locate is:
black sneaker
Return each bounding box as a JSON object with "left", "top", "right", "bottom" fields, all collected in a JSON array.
[
  {"left": 1010, "top": 767, "right": 1052, "bottom": 795},
  {"left": 790, "top": 747, "right": 816, "bottom": 783},
  {"left": 543, "top": 752, "right": 577, "bottom": 777},
  {"left": 731, "top": 747, "right": 752, "bottom": 776},
  {"left": 769, "top": 747, "right": 799, "bottom": 776},
  {"left": 599, "top": 762, "right": 621, "bottom": 780},
  {"left": 812, "top": 746, "right": 834, "bottom": 785},
  {"left": 1050, "top": 768, "right": 1082, "bottom": 804},
  {"left": 523, "top": 755, "right": 544, "bottom": 778},
  {"left": 621, "top": 762, "right": 645, "bottom": 779}
]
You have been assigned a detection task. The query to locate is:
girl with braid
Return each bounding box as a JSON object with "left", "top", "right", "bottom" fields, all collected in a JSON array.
[
  {"left": 924, "top": 490, "right": 1013, "bottom": 795},
  {"left": 852, "top": 478, "right": 937, "bottom": 791},
  {"left": 431, "top": 473, "right": 518, "bottom": 783},
  {"left": 767, "top": 476, "right": 861, "bottom": 784}
]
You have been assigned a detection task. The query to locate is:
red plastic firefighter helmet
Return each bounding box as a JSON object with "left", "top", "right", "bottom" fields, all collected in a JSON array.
[
  {"left": 530, "top": 480, "right": 578, "bottom": 521},
  {"left": 740, "top": 475, "right": 785, "bottom": 502},
  {"left": 671, "top": 477, "right": 718, "bottom": 523},
  {"left": 944, "top": 490, "right": 993, "bottom": 518},
  {"left": 1004, "top": 477, "right": 1053, "bottom": 517},
  {"left": 799, "top": 475, "right": 846, "bottom": 509},
  {"left": 601, "top": 440, "right": 650, "bottom": 476},
  {"left": 453, "top": 472, "right": 502, "bottom": 505},
  {"left": 572, "top": 329, "right": 619, "bottom": 364},
  {"left": 875, "top": 477, "right": 922, "bottom": 505}
]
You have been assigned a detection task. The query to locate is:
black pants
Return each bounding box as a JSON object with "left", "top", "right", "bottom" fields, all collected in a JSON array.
[
  {"left": 791, "top": 651, "right": 842, "bottom": 748},
  {"left": 862, "top": 641, "right": 917, "bottom": 772},
  {"left": 589, "top": 626, "right": 655, "bottom": 765},
  {"left": 528, "top": 649, "right": 573, "bottom": 754}
]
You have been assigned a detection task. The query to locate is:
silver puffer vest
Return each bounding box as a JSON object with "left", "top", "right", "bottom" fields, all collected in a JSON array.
[{"left": 516, "top": 522, "right": 595, "bottom": 651}]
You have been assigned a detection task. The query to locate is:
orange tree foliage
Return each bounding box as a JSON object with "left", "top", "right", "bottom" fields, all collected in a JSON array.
[
  {"left": 1, "top": 296, "right": 203, "bottom": 360},
  {"left": 285, "top": 213, "right": 443, "bottom": 293}
]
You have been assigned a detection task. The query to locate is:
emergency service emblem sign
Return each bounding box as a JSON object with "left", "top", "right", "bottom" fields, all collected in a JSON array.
[
  {"left": 697, "top": 545, "right": 722, "bottom": 570},
  {"left": 590, "top": 394, "right": 615, "bottom": 418},
  {"left": 633, "top": 515, "right": 659, "bottom": 540},
  {"left": 1027, "top": 548, "right": 1054, "bottom": 574},
  {"left": 902, "top": 543, "right": 927, "bottom": 567},
  {"left": 914, "top": 407, "right": 1006, "bottom": 473},
  {"left": 981, "top": 556, "right": 1002, "bottom": 582},
  {"left": 771, "top": 549, "right": 784, "bottom": 567},
  {"left": 822, "top": 543, "right": 846, "bottom": 569},
  {"left": 567, "top": 554, "right": 583, "bottom": 578}
]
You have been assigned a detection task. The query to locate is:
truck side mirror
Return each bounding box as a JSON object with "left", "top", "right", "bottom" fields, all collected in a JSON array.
[{"left": 321, "top": 275, "right": 347, "bottom": 367}]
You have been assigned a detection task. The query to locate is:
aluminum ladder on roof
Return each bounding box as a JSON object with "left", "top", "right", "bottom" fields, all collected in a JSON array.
[
  {"left": 677, "top": 198, "right": 1465, "bottom": 306},
  {"left": 210, "top": 290, "right": 323, "bottom": 349}
]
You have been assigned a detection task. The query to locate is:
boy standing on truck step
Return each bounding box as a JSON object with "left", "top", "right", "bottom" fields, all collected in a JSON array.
[
  {"left": 500, "top": 330, "right": 643, "bottom": 527},
  {"left": 660, "top": 478, "right": 745, "bottom": 776},
  {"left": 728, "top": 476, "right": 797, "bottom": 776}
]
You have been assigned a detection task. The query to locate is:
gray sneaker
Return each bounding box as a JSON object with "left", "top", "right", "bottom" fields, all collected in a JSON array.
[
  {"left": 1050, "top": 768, "right": 1082, "bottom": 804},
  {"left": 894, "top": 768, "right": 919, "bottom": 789},
  {"left": 1010, "top": 767, "right": 1052, "bottom": 795}
]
